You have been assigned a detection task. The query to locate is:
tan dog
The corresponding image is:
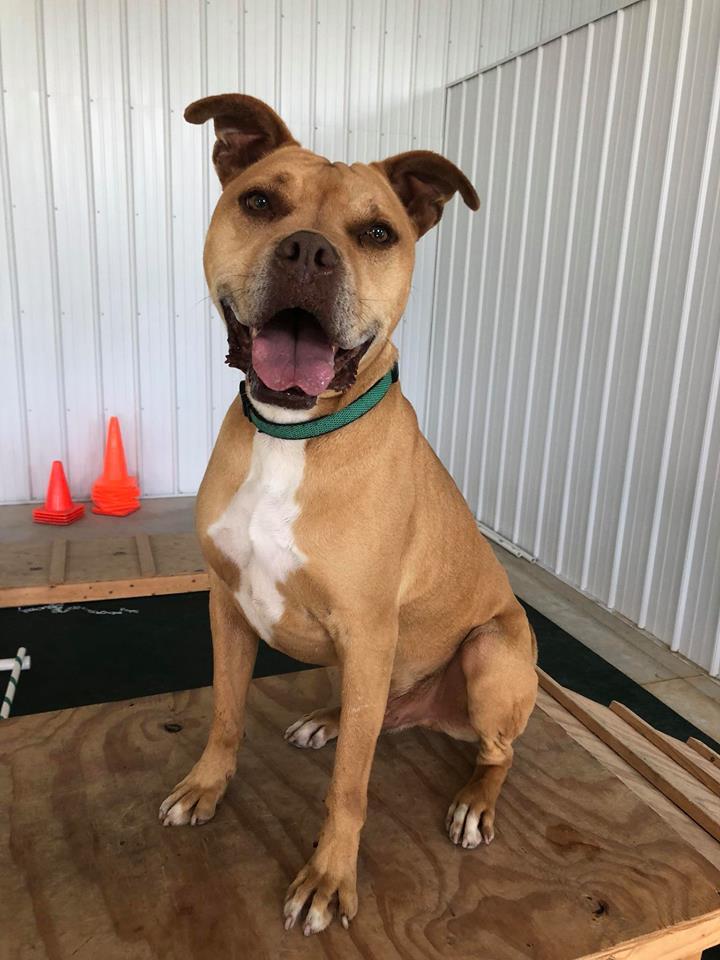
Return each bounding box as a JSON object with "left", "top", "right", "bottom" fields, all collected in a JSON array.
[{"left": 159, "top": 94, "right": 537, "bottom": 936}]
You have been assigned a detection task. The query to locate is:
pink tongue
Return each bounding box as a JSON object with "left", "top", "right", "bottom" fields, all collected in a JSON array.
[{"left": 252, "top": 313, "right": 336, "bottom": 395}]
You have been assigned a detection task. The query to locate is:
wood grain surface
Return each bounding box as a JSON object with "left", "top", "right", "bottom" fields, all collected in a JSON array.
[
  {"left": 2, "top": 668, "right": 720, "bottom": 960},
  {"left": 0, "top": 532, "right": 208, "bottom": 607}
]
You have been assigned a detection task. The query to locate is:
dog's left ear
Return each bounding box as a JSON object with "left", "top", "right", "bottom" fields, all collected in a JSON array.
[
  {"left": 375, "top": 150, "right": 479, "bottom": 238},
  {"left": 184, "top": 93, "right": 298, "bottom": 187}
]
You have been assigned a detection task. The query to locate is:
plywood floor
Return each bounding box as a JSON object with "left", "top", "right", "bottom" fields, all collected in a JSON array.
[{"left": 3, "top": 668, "right": 720, "bottom": 959}]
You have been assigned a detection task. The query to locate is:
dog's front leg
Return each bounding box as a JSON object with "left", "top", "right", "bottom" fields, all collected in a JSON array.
[
  {"left": 284, "top": 611, "right": 397, "bottom": 936},
  {"left": 159, "top": 571, "right": 258, "bottom": 826}
]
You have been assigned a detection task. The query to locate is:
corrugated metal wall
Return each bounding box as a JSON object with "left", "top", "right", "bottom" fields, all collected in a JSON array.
[
  {"left": 0, "top": 0, "right": 451, "bottom": 502},
  {"left": 429, "top": 0, "right": 720, "bottom": 673},
  {"left": 1, "top": 0, "right": 627, "bottom": 504}
]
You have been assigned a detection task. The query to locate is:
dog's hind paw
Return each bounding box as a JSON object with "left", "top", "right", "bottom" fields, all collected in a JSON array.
[
  {"left": 445, "top": 797, "right": 495, "bottom": 849},
  {"left": 284, "top": 707, "right": 340, "bottom": 749}
]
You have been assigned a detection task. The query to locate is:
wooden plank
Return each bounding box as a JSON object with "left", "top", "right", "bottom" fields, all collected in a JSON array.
[
  {"left": 538, "top": 669, "right": 720, "bottom": 842},
  {"left": 135, "top": 533, "right": 157, "bottom": 578},
  {"left": 610, "top": 701, "right": 720, "bottom": 798},
  {"left": 0, "top": 572, "right": 209, "bottom": 608},
  {"left": 537, "top": 690, "right": 720, "bottom": 871},
  {"left": 48, "top": 538, "right": 67, "bottom": 585},
  {"left": 578, "top": 909, "right": 720, "bottom": 959},
  {"left": 66, "top": 536, "right": 139, "bottom": 581},
  {"left": 689, "top": 736, "right": 720, "bottom": 766},
  {"left": 3, "top": 670, "right": 720, "bottom": 959},
  {"left": 0, "top": 541, "right": 50, "bottom": 587}
]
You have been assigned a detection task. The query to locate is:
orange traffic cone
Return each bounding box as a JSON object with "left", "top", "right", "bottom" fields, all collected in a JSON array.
[
  {"left": 33, "top": 461, "right": 85, "bottom": 525},
  {"left": 91, "top": 417, "right": 140, "bottom": 516}
]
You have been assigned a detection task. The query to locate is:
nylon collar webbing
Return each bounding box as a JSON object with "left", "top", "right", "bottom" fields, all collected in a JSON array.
[{"left": 240, "top": 363, "right": 399, "bottom": 440}]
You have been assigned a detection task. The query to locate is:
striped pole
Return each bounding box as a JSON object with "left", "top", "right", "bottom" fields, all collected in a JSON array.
[{"left": 1, "top": 647, "right": 26, "bottom": 719}]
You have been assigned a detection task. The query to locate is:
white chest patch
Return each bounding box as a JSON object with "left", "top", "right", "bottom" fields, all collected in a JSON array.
[{"left": 208, "top": 435, "right": 307, "bottom": 642}]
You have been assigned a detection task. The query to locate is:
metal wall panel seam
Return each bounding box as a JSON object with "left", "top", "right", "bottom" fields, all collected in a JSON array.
[
  {"left": 421, "top": 2, "right": 455, "bottom": 429},
  {"left": 308, "top": 0, "right": 318, "bottom": 152},
  {"left": 432, "top": 83, "right": 466, "bottom": 446},
  {"left": 406, "top": 0, "right": 420, "bottom": 156},
  {"left": 394, "top": 0, "right": 421, "bottom": 371},
  {"left": 447, "top": 0, "right": 640, "bottom": 88},
  {"left": 461, "top": 72, "right": 500, "bottom": 497},
  {"left": 555, "top": 12, "right": 623, "bottom": 573},
  {"left": 0, "top": 36, "right": 31, "bottom": 498},
  {"left": 494, "top": 46, "right": 543, "bottom": 531},
  {"left": 34, "top": 0, "right": 69, "bottom": 480},
  {"left": 609, "top": 0, "right": 692, "bottom": 611},
  {"left": 711, "top": 602, "right": 720, "bottom": 677},
  {"left": 160, "top": 0, "right": 179, "bottom": 493},
  {"left": 77, "top": 0, "right": 105, "bottom": 434},
  {"left": 376, "top": 0, "right": 388, "bottom": 157},
  {"left": 275, "top": 0, "right": 282, "bottom": 111},
  {"left": 675, "top": 319, "right": 720, "bottom": 665},
  {"left": 642, "top": 6, "right": 720, "bottom": 638},
  {"left": 513, "top": 33, "right": 567, "bottom": 545},
  {"left": 617, "top": 0, "right": 694, "bottom": 622},
  {"left": 448, "top": 78, "right": 483, "bottom": 476},
  {"left": 342, "top": 0, "right": 353, "bottom": 162},
  {"left": 669, "top": 40, "right": 720, "bottom": 656},
  {"left": 533, "top": 24, "right": 594, "bottom": 557},
  {"left": 118, "top": 0, "right": 143, "bottom": 477},
  {"left": 472, "top": 0, "right": 486, "bottom": 87},
  {"left": 475, "top": 59, "right": 522, "bottom": 518},
  {"left": 199, "top": 0, "right": 214, "bottom": 462},
  {"left": 580, "top": 2, "right": 654, "bottom": 591},
  {"left": 238, "top": 0, "right": 246, "bottom": 92}
]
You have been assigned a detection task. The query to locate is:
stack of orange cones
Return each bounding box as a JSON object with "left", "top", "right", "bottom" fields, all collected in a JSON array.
[
  {"left": 32, "top": 461, "right": 85, "bottom": 525},
  {"left": 91, "top": 417, "right": 140, "bottom": 516}
]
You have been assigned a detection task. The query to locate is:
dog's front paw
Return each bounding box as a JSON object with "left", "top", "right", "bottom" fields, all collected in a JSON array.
[
  {"left": 159, "top": 758, "right": 234, "bottom": 827},
  {"left": 284, "top": 707, "right": 340, "bottom": 749},
  {"left": 283, "top": 844, "right": 358, "bottom": 936}
]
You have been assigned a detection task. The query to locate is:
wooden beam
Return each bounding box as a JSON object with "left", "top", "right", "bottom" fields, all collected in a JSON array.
[
  {"left": 537, "top": 669, "right": 720, "bottom": 843},
  {"left": 48, "top": 539, "right": 67, "bottom": 586},
  {"left": 688, "top": 737, "right": 720, "bottom": 766},
  {"left": 578, "top": 908, "right": 720, "bottom": 959},
  {"left": 610, "top": 701, "right": 720, "bottom": 798},
  {"left": 134, "top": 533, "right": 157, "bottom": 578},
  {"left": 0, "top": 572, "right": 209, "bottom": 608}
]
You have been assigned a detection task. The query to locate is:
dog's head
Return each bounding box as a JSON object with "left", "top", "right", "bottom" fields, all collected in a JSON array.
[{"left": 187, "top": 94, "right": 479, "bottom": 410}]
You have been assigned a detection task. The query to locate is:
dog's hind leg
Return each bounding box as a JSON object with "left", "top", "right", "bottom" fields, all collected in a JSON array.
[
  {"left": 446, "top": 604, "right": 537, "bottom": 848},
  {"left": 284, "top": 706, "right": 340, "bottom": 749},
  {"left": 159, "top": 572, "right": 258, "bottom": 826}
]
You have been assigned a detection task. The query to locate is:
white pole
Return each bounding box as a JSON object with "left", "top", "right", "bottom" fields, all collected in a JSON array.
[
  {"left": 0, "top": 655, "right": 30, "bottom": 672},
  {"left": 1, "top": 647, "right": 26, "bottom": 719}
]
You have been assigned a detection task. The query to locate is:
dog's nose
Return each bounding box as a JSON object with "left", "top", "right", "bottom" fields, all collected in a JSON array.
[{"left": 275, "top": 230, "right": 338, "bottom": 279}]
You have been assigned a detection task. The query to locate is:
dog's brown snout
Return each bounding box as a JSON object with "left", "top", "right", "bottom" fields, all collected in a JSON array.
[{"left": 275, "top": 230, "right": 338, "bottom": 280}]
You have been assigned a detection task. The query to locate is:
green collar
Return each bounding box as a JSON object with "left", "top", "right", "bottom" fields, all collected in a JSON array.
[{"left": 240, "top": 363, "right": 399, "bottom": 440}]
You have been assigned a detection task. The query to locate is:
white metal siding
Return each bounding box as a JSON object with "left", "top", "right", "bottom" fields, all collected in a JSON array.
[
  {"left": 429, "top": 0, "right": 720, "bottom": 673},
  {"left": 1, "top": 0, "right": 625, "bottom": 504}
]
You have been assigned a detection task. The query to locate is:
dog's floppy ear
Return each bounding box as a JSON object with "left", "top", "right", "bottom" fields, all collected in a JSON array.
[
  {"left": 184, "top": 94, "right": 298, "bottom": 187},
  {"left": 375, "top": 150, "right": 479, "bottom": 238}
]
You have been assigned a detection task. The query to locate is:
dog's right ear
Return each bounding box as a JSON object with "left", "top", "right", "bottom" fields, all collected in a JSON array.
[{"left": 184, "top": 94, "right": 298, "bottom": 187}]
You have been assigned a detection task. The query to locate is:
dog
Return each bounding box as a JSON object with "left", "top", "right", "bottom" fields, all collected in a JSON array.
[{"left": 159, "top": 94, "right": 538, "bottom": 936}]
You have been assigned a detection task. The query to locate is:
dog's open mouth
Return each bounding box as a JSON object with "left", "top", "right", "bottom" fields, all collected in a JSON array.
[
  {"left": 221, "top": 301, "right": 372, "bottom": 409},
  {"left": 252, "top": 309, "right": 336, "bottom": 396}
]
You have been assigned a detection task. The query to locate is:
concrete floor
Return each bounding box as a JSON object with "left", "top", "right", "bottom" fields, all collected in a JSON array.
[
  {"left": 492, "top": 542, "right": 720, "bottom": 742},
  {"left": 1, "top": 495, "right": 718, "bottom": 740}
]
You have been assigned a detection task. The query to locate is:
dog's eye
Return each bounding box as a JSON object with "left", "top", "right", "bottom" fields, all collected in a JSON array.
[
  {"left": 244, "top": 192, "right": 271, "bottom": 213},
  {"left": 362, "top": 223, "right": 394, "bottom": 246}
]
